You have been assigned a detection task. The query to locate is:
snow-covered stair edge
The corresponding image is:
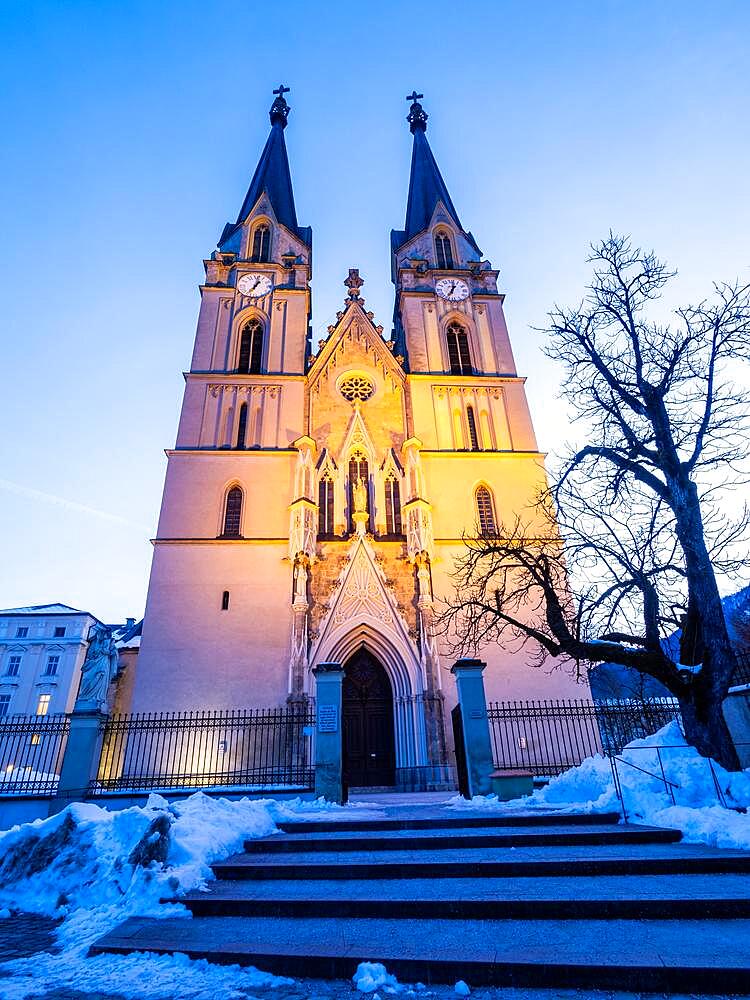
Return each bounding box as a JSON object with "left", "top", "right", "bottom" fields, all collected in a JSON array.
[{"left": 450, "top": 721, "right": 750, "bottom": 852}]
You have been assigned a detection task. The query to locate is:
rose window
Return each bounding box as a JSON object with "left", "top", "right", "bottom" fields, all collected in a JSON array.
[{"left": 339, "top": 375, "right": 374, "bottom": 402}]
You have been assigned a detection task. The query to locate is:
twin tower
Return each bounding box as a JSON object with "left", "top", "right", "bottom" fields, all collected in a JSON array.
[{"left": 130, "top": 87, "right": 581, "bottom": 790}]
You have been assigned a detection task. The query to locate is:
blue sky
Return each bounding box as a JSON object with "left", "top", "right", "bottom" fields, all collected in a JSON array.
[{"left": 1, "top": 1, "right": 749, "bottom": 621}]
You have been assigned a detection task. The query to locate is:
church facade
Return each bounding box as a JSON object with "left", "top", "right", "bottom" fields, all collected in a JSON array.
[{"left": 130, "top": 88, "right": 585, "bottom": 788}]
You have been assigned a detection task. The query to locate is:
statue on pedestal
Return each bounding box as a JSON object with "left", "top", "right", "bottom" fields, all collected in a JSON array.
[
  {"left": 76, "top": 623, "right": 118, "bottom": 711},
  {"left": 353, "top": 477, "right": 368, "bottom": 514}
]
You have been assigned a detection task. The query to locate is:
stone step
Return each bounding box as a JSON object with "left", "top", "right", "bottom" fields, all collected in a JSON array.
[
  {"left": 276, "top": 809, "right": 622, "bottom": 834},
  {"left": 91, "top": 913, "right": 750, "bottom": 992},
  {"left": 178, "top": 872, "right": 750, "bottom": 920},
  {"left": 212, "top": 841, "right": 750, "bottom": 880},
  {"left": 244, "top": 822, "right": 680, "bottom": 854}
]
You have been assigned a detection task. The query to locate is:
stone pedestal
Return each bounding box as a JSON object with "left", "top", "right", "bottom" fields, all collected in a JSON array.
[
  {"left": 49, "top": 708, "right": 106, "bottom": 815},
  {"left": 451, "top": 658, "right": 494, "bottom": 798},
  {"left": 313, "top": 662, "right": 345, "bottom": 804}
]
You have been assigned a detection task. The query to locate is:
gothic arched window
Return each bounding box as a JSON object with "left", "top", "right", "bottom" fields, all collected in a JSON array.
[
  {"left": 348, "top": 453, "right": 370, "bottom": 532},
  {"left": 385, "top": 476, "right": 402, "bottom": 536},
  {"left": 466, "top": 405, "right": 480, "bottom": 451},
  {"left": 222, "top": 486, "right": 243, "bottom": 538},
  {"left": 435, "top": 231, "right": 454, "bottom": 270},
  {"left": 236, "top": 403, "right": 248, "bottom": 449},
  {"left": 318, "top": 474, "right": 335, "bottom": 537},
  {"left": 446, "top": 322, "right": 473, "bottom": 375},
  {"left": 251, "top": 224, "right": 270, "bottom": 263},
  {"left": 475, "top": 485, "right": 496, "bottom": 536},
  {"left": 238, "top": 319, "right": 264, "bottom": 374}
]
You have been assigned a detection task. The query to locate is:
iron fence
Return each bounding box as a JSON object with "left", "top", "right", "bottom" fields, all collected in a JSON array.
[
  {"left": 487, "top": 698, "right": 682, "bottom": 777},
  {"left": 0, "top": 713, "right": 70, "bottom": 795},
  {"left": 92, "top": 705, "right": 315, "bottom": 794},
  {"left": 731, "top": 652, "right": 750, "bottom": 688}
]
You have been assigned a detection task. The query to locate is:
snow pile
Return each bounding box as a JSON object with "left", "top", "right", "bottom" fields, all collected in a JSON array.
[
  {"left": 0, "top": 792, "right": 381, "bottom": 999},
  {"left": 353, "top": 961, "right": 403, "bottom": 993},
  {"left": 453, "top": 722, "right": 750, "bottom": 851}
]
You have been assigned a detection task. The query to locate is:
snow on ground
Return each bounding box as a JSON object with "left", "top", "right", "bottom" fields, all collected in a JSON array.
[
  {"left": 0, "top": 792, "right": 384, "bottom": 999},
  {"left": 452, "top": 721, "right": 750, "bottom": 850}
]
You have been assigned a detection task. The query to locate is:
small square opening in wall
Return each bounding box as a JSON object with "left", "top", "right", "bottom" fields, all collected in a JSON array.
[
  {"left": 221, "top": 590, "right": 230, "bottom": 611},
  {"left": 15, "top": 627, "right": 28, "bottom": 639},
  {"left": 54, "top": 626, "right": 66, "bottom": 638}
]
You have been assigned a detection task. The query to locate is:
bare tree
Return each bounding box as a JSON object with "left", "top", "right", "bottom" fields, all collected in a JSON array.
[{"left": 442, "top": 236, "right": 750, "bottom": 770}]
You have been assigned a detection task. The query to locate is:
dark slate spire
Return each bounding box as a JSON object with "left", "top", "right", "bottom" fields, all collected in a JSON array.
[{"left": 218, "top": 85, "right": 311, "bottom": 251}]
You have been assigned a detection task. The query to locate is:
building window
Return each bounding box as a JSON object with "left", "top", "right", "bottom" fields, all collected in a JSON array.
[
  {"left": 0, "top": 695, "right": 10, "bottom": 718},
  {"left": 385, "top": 476, "right": 402, "bottom": 536},
  {"left": 318, "top": 474, "right": 335, "bottom": 537},
  {"left": 222, "top": 486, "right": 243, "bottom": 538},
  {"left": 475, "top": 486, "right": 497, "bottom": 535},
  {"left": 446, "top": 323, "right": 473, "bottom": 375},
  {"left": 6, "top": 655, "right": 21, "bottom": 677},
  {"left": 54, "top": 626, "right": 66, "bottom": 638},
  {"left": 221, "top": 590, "right": 230, "bottom": 611},
  {"left": 236, "top": 402, "right": 248, "bottom": 449},
  {"left": 36, "top": 694, "right": 51, "bottom": 717},
  {"left": 348, "top": 453, "right": 370, "bottom": 532},
  {"left": 466, "top": 406, "right": 480, "bottom": 450},
  {"left": 45, "top": 655, "right": 60, "bottom": 676},
  {"left": 339, "top": 374, "right": 374, "bottom": 403},
  {"left": 237, "top": 319, "right": 264, "bottom": 374},
  {"left": 15, "top": 627, "right": 28, "bottom": 639},
  {"left": 251, "top": 224, "right": 270, "bottom": 263},
  {"left": 435, "top": 232, "right": 454, "bottom": 270}
]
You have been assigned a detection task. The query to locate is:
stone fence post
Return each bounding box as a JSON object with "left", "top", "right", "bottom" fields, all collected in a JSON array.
[
  {"left": 313, "top": 662, "right": 345, "bottom": 804},
  {"left": 49, "top": 708, "right": 107, "bottom": 815},
  {"left": 451, "top": 658, "right": 494, "bottom": 798}
]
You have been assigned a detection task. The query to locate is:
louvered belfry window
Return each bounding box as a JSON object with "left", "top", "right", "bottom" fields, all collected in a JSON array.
[
  {"left": 222, "top": 486, "right": 243, "bottom": 537},
  {"left": 435, "top": 232, "right": 454, "bottom": 269},
  {"left": 466, "top": 405, "right": 480, "bottom": 450},
  {"left": 446, "top": 323, "right": 473, "bottom": 375},
  {"left": 238, "top": 320, "right": 264, "bottom": 374},
  {"left": 318, "top": 475, "right": 335, "bottom": 537},
  {"left": 251, "top": 224, "right": 270, "bottom": 263},
  {"left": 236, "top": 403, "right": 248, "bottom": 449},
  {"left": 475, "top": 486, "right": 496, "bottom": 535},
  {"left": 385, "top": 476, "right": 402, "bottom": 536}
]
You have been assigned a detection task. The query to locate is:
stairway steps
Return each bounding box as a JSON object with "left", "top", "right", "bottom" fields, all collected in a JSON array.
[
  {"left": 91, "top": 913, "right": 750, "bottom": 993},
  {"left": 276, "top": 809, "right": 621, "bottom": 833},
  {"left": 213, "top": 841, "right": 750, "bottom": 880},
  {"left": 179, "top": 874, "right": 750, "bottom": 919},
  {"left": 244, "top": 822, "right": 680, "bottom": 853}
]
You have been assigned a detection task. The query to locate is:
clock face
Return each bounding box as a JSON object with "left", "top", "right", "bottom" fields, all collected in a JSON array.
[
  {"left": 237, "top": 273, "right": 272, "bottom": 298},
  {"left": 435, "top": 277, "right": 470, "bottom": 302}
]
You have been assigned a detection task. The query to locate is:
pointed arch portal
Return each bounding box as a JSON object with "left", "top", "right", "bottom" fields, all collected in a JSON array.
[{"left": 343, "top": 648, "right": 396, "bottom": 787}]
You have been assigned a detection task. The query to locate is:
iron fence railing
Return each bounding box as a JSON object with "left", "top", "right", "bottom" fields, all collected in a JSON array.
[
  {"left": 0, "top": 713, "right": 70, "bottom": 795},
  {"left": 731, "top": 652, "right": 750, "bottom": 688},
  {"left": 91, "top": 705, "right": 315, "bottom": 794},
  {"left": 487, "top": 698, "right": 682, "bottom": 777}
]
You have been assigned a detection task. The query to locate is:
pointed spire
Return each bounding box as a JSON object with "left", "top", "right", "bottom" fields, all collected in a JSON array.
[
  {"left": 402, "top": 91, "right": 464, "bottom": 244},
  {"left": 218, "top": 85, "right": 310, "bottom": 251}
]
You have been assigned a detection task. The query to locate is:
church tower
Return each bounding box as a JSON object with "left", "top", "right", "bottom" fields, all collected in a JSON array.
[{"left": 131, "top": 89, "right": 584, "bottom": 788}]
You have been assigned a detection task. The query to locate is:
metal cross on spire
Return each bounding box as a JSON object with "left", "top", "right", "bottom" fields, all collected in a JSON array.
[
  {"left": 269, "top": 83, "right": 291, "bottom": 128},
  {"left": 406, "top": 90, "right": 428, "bottom": 133}
]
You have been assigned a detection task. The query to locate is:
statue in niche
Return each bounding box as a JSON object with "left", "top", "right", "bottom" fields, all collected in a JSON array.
[
  {"left": 76, "top": 623, "right": 118, "bottom": 710},
  {"left": 294, "top": 559, "right": 308, "bottom": 602},
  {"left": 353, "top": 477, "right": 368, "bottom": 514}
]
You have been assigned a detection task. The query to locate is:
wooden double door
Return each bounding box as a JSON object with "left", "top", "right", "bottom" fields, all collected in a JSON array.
[{"left": 343, "top": 649, "right": 396, "bottom": 787}]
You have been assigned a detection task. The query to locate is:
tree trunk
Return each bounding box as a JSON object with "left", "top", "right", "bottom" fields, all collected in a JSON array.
[{"left": 678, "top": 689, "right": 740, "bottom": 771}]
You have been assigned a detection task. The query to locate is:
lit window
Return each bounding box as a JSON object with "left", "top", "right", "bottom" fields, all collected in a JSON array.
[
  {"left": 30, "top": 733, "right": 40, "bottom": 746},
  {"left": 385, "top": 476, "right": 402, "bottom": 536},
  {"left": 15, "top": 627, "right": 28, "bottom": 639},
  {"left": 435, "top": 232, "right": 454, "bottom": 270},
  {"left": 36, "top": 694, "right": 51, "bottom": 717},
  {"left": 6, "top": 655, "right": 21, "bottom": 677},
  {"left": 475, "top": 486, "right": 497, "bottom": 535},
  {"left": 45, "top": 655, "right": 60, "bottom": 676},
  {"left": 251, "top": 224, "right": 270, "bottom": 263},
  {"left": 446, "top": 323, "right": 473, "bottom": 375},
  {"left": 54, "top": 626, "right": 66, "bottom": 638},
  {"left": 222, "top": 486, "right": 243, "bottom": 538},
  {"left": 0, "top": 695, "right": 11, "bottom": 718}
]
